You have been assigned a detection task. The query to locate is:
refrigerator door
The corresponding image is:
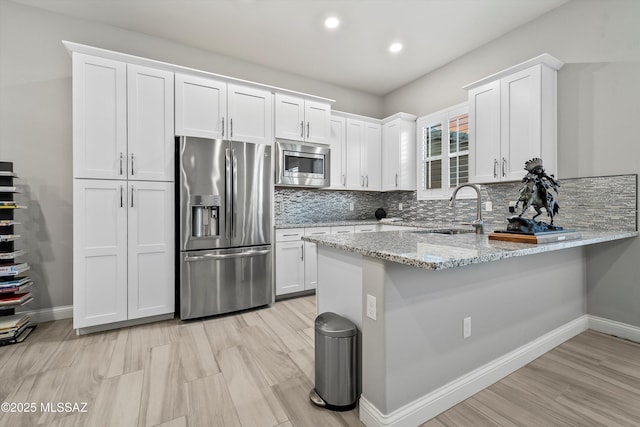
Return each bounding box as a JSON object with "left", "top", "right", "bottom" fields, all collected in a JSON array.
[
  {"left": 180, "top": 245, "right": 273, "bottom": 319},
  {"left": 178, "top": 137, "right": 229, "bottom": 251},
  {"left": 229, "top": 141, "right": 272, "bottom": 247}
]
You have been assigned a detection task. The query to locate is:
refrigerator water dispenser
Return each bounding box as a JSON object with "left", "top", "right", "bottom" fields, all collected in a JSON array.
[{"left": 191, "top": 195, "right": 220, "bottom": 238}]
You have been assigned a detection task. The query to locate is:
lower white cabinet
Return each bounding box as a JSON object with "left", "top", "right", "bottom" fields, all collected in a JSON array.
[
  {"left": 73, "top": 179, "right": 174, "bottom": 329},
  {"left": 275, "top": 227, "right": 331, "bottom": 296}
]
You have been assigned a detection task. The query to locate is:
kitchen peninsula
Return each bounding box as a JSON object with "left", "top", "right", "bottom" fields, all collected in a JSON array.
[{"left": 303, "top": 229, "right": 638, "bottom": 427}]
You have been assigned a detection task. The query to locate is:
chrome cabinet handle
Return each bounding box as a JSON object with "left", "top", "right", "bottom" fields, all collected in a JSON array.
[
  {"left": 395, "top": 173, "right": 398, "bottom": 187},
  {"left": 306, "top": 121, "right": 310, "bottom": 139},
  {"left": 120, "top": 185, "right": 123, "bottom": 208},
  {"left": 130, "top": 185, "right": 134, "bottom": 208},
  {"left": 366, "top": 175, "right": 369, "bottom": 187},
  {"left": 230, "top": 118, "right": 233, "bottom": 138},
  {"left": 301, "top": 244, "right": 304, "bottom": 261},
  {"left": 282, "top": 233, "right": 301, "bottom": 237},
  {"left": 300, "top": 121, "right": 304, "bottom": 138},
  {"left": 130, "top": 153, "right": 135, "bottom": 176},
  {"left": 221, "top": 117, "right": 225, "bottom": 136},
  {"left": 119, "top": 152, "right": 124, "bottom": 176},
  {"left": 502, "top": 157, "right": 507, "bottom": 177},
  {"left": 493, "top": 159, "right": 498, "bottom": 178}
]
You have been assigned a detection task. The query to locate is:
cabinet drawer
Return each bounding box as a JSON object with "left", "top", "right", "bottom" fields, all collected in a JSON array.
[
  {"left": 355, "top": 224, "right": 377, "bottom": 233},
  {"left": 304, "top": 227, "right": 330, "bottom": 237},
  {"left": 331, "top": 225, "right": 355, "bottom": 235},
  {"left": 276, "top": 228, "right": 305, "bottom": 242}
]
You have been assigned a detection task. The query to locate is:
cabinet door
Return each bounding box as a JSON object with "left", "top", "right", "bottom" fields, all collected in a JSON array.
[
  {"left": 303, "top": 241, "right": 318, "bottom": 290},
  {"left": 175, "top": 74, "right": 227, "bottom": 139},
  {"left": 329, "top": 116, "right": 346, "bottom": 189},
  {"left": 127, "top": 65, "right": 175, "bottom": 182},
  {"left": 275, "top": 240, "right": 305, "bottom": 295},
  {"left": 274, "top": 93, "right": 305, "bottom": 141},
  {"left": 500, "top": 65, "right": 542, "bottom": 181},
  {"left": 382, "top": 120, "right": 401, "bottom": 190},
  {"left": 228, "top": 84, "right": 273, "bottom": 145},
  {"left": 363, "top": 122, "right": 382, "bottom": 191},
  {"left": 304, "top": 100, "right": 331, "bottom": 144},
  {"left": 73, "top": 179, "right": 128, "bottom": 328},
  {"left": 469, "top": 80, "right": 501, "bottom": 183},
  {"left": 73, "top": 53, "right": 127, "bottom": 180},
  {"left": 345, "top": 119, "right": 364, "bottom": 189},
  {"left": 127, "top": 181, "right": 174, "bottom": 319}
]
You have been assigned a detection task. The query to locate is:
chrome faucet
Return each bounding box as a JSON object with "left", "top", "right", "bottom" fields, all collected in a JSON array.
[{"left": 449, "top": 183, "right": 485, "bottom": 234}]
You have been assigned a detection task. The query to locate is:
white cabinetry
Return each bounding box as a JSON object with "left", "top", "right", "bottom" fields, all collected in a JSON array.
[
  {"left": 73, "top": 54, "right": 174, "bottom": 181},
  {"left": 72, "top": 52, "right": 175, "bottom": 331},
  {"left": 73, "top": 180, "right": 174, "bottom": 328},
  {"left": 72, "top": 54, "right": 127, "bottom": 180},
  {"left": 344, "top": 117, "right": 382, "bottom": 191},
  {"left": 274, "top": 94, "right": 331, "bottom": 144},
  {"left": 465, "top": 54, "right": 563, "bottom": 183},
  {"left": 382, "top": 113, "right": 417, "bottom": 191},
  {"left": 275, "top": 227, "right": 334, "bottom": 296},
  {"left": 174, "top": 74, "right": 226, "bottom": 139},
  {"left": 328, "top": 115, "right": 347, "bottom": 189},
  {"left": 175, "top": 74, "right": 273, "bottom": 145}
]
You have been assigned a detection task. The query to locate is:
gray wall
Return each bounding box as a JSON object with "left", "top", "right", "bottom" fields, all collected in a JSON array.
[
  {"left": 0, "top": 0, "right": 382, "bottom": 311},
  {"left": 383, "top": 0, "right": 640, "bottom": 327}
]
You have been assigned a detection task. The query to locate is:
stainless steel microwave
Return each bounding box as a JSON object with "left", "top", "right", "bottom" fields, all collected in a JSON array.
[{"left": 275, "top": 139, "right": 330, "bottom": 188}]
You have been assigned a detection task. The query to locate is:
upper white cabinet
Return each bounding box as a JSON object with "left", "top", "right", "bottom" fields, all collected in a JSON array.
[
  {"left": 382, "top": 113, "right": 417, "bottom": 191},
  {"left": 127, "top": 64, "right": 175, "bottom": 182},
  {"left": 174, "top": 74, "right": 227, "bottom": 139},
  {"left": 344, "top": 118, "right": 382, "bottom": 191},
  {"left": 175, "top": 74, "right": 273, "bottom": 145},
  {"left": 72, "top": 53, "right": 127, "bottom": 180},
  {"left": 73, "top": 53, "right": 174, "bottom": 181},
  {"left": 465, "top": 54, "right": 563, "bottom": 183},
  {"left": 275, "top": 94, "right": 331, "bottom": 144},
  {"left": 228, "top": 84, "right": 273, "bottom": 145},
  {"left": 328, "top": 115, "right": 347, "bottom": 189}
]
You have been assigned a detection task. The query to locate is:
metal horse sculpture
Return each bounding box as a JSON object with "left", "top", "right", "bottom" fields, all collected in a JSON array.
[{"left": 514, "top": 158, "right": 560, "bottom": 225}]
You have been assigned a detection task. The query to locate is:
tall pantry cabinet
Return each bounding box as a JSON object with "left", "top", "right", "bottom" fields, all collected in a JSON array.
[{"left": 72, "top": 53, "right": 175, "bottom": 330}]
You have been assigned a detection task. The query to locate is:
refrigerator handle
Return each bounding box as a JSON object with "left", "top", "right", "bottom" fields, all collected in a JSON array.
[
  {"left": 184, "top": 248, "right": 271, "bottom": 262},
  {"left": 225, "top": 148, "right": 232, "bottom": 239},
  {"left": 232, "top": 149, "right": 238, "bottom": 238}
]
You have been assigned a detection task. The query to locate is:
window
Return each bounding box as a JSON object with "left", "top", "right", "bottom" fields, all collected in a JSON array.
[{"left": 417, "top": 103, "right": 469, "bottom": 200}]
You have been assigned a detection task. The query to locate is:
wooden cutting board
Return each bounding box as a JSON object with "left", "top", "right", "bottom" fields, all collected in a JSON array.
[{"left": 489, "top": 231, "right": 582, "bottom": 244}]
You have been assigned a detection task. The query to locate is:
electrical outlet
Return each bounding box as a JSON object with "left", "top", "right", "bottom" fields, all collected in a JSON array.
[
  {"left": 485, "top": 201, "right": 493, "bottom": 212},
  {"left": 366, "top": 294, "right": 377, "bottom": 320},
  {"left": 463, "top": 317, "right": 471, "bottom": 338},
  {"left": 398, "top": 203, "right": 403, "bottom": 211},
  {"left": 349, "top": 202, "right": 354, "bottom": 211}
]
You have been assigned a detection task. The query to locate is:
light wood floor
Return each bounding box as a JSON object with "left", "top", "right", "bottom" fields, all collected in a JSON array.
[{"left": 1, "top": 296, "right": 639, "bottom": 427}]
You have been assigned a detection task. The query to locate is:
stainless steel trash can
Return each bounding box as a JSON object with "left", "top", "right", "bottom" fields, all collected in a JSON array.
[{"left": 309, "top": 312, "right": 358, "bottom": 411}]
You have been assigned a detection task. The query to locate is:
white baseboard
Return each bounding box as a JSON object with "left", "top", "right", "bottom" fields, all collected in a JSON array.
[
  {"left": 19, "top": 305, "right": 73, "bottom": 324},
  {"left": 359, "top": 315, "right": 590, "bottom": 427},
  {"left": 588, "top": 315, "right": 640, "bottom": 343}
]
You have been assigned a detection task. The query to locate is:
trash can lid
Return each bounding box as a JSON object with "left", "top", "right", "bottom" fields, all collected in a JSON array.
[{"left": 315, "top": 312, "right": 357, "bottom": 338}]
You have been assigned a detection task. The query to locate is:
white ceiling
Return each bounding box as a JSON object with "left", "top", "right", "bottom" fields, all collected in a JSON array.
[{"left": 14, "top": 0, "right": 569, "bottom": 95}]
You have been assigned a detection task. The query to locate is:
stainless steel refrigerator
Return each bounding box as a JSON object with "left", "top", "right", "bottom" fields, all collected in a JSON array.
[{"left": 177, "top": 136, "right": 273, "bottom": 320}]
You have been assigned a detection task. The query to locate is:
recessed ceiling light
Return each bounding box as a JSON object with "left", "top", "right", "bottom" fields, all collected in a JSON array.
[
  {"left": 324, "top": 16, "right": 340, "bottom": 30},
  {"left": 389, "top": 42, "right": 403, "bottom": 53}
]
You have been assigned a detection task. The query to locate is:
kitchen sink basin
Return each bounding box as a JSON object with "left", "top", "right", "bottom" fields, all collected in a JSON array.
[{"left": 412, "top": 228, "right": 475, "bottom": 235}]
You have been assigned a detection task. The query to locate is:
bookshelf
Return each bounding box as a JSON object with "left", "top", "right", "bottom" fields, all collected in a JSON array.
[{"left": 0, "top": 161, "right": 35, "bottom": 345}]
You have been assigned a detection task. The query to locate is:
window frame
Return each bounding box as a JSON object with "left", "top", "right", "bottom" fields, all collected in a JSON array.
[{"left": 416, "top": 102, "right": 471, "bottom": 201}]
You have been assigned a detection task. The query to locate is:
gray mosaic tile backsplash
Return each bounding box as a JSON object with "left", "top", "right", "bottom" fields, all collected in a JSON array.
[{"left": 275, "top": 174, "right": 637, "bottom": 231}]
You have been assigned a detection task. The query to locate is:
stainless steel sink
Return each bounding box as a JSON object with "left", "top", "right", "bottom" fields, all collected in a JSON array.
[{"left": 412, "top": 228, "right": 475, "bottom": 235}]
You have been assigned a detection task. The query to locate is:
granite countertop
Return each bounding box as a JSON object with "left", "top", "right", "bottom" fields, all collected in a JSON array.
[
  {"left": 275, "top": 219, "right": 380, "bottom": 229},
  {"left": 302, "top": 229, "right": 639, "bottom": 270}
]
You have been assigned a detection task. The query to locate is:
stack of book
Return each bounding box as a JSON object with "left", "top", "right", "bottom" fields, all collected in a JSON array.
[{"left": 0, "top": 313, "right": 33, "bottom": 345}]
